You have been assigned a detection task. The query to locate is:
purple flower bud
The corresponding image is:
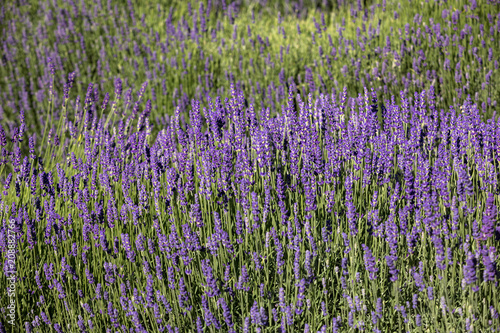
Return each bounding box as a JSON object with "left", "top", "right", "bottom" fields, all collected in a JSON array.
[
  {"left": 481, "top": 192, "right": 497, "bottom": 240},
  {"left": 64, "top": 72, "right": 76, "bottom": 100},
  {"left": 114, "top": 78, "right": 123, "bottom": 98},
  {"left": 427, "top": 286, "right": 434, "bottom": 300},
  {"left": 236, "top": 265, "right": 250, "bottom": 292},
  {"left": 463, "top": 252, "right": 477, "bottom": 285},
  {"left": 0, "top": 124, "right": 7, "bottom": 147}
]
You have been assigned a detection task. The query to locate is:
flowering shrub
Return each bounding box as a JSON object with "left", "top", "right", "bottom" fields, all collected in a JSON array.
[
  {"left": 0, "top": 80, "right": 499, "bottom": 331},
  {"left": 0, "top": 0, "right": 499, "bottom": 332}
]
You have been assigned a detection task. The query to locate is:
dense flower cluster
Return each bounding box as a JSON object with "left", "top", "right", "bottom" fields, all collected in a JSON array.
[
  {"left": 0, "top": 76, "right": 499, "bottom": 331},
  {"left": 0, "top": 0, "right": 499, "bottom": 332}
]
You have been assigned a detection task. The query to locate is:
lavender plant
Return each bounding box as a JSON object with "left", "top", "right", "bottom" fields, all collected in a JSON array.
[
  {"left": 0, "top": 78, "right": 498, "bottom": 332},
  {"left": 0, "top": 0, "right": 498, "bottom": 139},
  {"left": 0, "top": 0, "right": 499, "bottom": 332}
]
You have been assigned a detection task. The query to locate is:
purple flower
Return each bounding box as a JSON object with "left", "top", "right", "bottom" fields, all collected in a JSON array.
[
  {"left": 148, "top": 238, "right": 156, "bottom": 255},
  {"left": 121, "top": 233, "right": 136, "bottom": 262},
  {"left": 95, "top": 283, "right": 102, "bottom": 300},
  {"left": 242, "top": 316, "right": 250, "bottom": 333},
  {"left": 285, "top": 304, "right": 294, "bottom": 326},
  {"left": 52, "top": 278, "right": 66, "bottom": 299},
  {"left": 145, "top": 274, "right": 155, "bottom": 308},
  {"left": 250, "top": 192, "right": 260, "bottom": 229},
  {"left": 361, "top": 244, "right": 378, "bottom": 280},
  {"left": 201, "top": 259, "right": 220, "bottom": 297},
  {"left": 135, "top": 233, "right": 146, "bottom": 252},
  {"left": 201, "top": 295, "right": 220, "bottom": 329},
  {"left": 250, "top": 301, "right": 261, "bottom": 326},
  {"left": 275, "top": 239, "right": 285, "bottom": 275},
  {"left": 0, "top": 125, "right": 7, "bottom": 147},
  {"left": 114, "top": 78, "right": 123, "bottom": 98},
  {"left": 219, "top": 297, "right": 233, "bottom": 328},
  {"left": 252, "top": 252, "right": 263, "bottom": 271},
  {"left": 82, "top": 303, "right": 95, "bottom": 318},
  {"left": 178, "top": 277, "right": 191, "bottom": 311},
  {"left": 293, "top": 246, "right": 301, "bottom": 281},
  {"left": 44, "top": 263, "right": 54, "bottom": 281},
  {"left": 427, "top": 286, "right": 434, "bottom": 301},
  {"left": 482, "top": 248, "right": 497, "bottom": 282},
  {"left": 77, "top": 316, "right": 87, "bottom": 333},
  {"left": 305, "top": 250, "right": 313, "bottom": 279},
  {"left": 385, "top": 255, "right": 399, "bottom": 282},
  {"left": 64, "top": 71, "right": 76, "bottom": 101},
  {"left": 275, "top": 287, "right": 286, "bottom": 313},
  {"left": 108, "top": 301, "right": 119, "bottom": 327},
  {"left": 190, "top": 196, "right": 204, "bottom": 228},
  {"left": 236, "top": 265, "right": 250, "bottom": 292},
  {"left": 196, "top": 317, "right": 203, "bottom": 333},
  {"left": 321, "top": 301, "right": 328, "bottom": 316},
  {"left": 332, "top": 316, "right": 341, "bottom": 332}
]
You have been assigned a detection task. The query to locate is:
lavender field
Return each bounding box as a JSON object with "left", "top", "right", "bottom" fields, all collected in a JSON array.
[{"left": 0, "top": 0, "right": 499, "bottom": 332}]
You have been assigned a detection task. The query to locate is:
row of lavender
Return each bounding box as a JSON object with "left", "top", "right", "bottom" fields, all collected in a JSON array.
[
  {"left": 0, "top": 0, "right": 498, "bottom": 138},
  {"left": 0, "top": 75, "right": 498, "bottom": 331}
]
